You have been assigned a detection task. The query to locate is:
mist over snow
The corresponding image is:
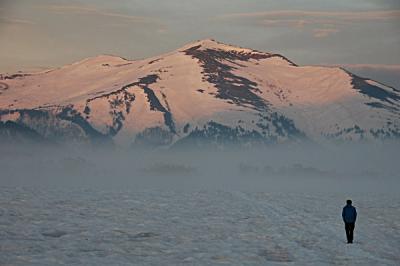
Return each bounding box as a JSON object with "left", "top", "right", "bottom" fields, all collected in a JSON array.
[
  {"left": 1, "top": 141, "right": 400, "bottom": 265},
  {"left": 1, "top": 141, "right": 399, "bottom": 194}
]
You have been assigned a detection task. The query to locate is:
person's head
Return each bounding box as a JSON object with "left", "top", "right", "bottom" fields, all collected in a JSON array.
[{"left": 346, "top": 199, "right": 352, "bottom": 205}]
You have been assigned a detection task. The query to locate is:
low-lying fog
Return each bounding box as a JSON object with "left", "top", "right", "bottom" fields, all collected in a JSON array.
[{"left": 1, "top": 142, "right": 399, "bottom": 195}]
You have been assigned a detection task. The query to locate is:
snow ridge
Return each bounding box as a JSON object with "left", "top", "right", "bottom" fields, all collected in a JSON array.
[{"left": 1, "top": 39, "right": 399, "bottom": 147}]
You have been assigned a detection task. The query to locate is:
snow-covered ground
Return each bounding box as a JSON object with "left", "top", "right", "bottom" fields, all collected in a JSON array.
[
  {"left": 1, "top": 143, "right": 399, "bottom": 265},
  {"left": 1, "top": 187, "right": 399, "bottom": 265}
]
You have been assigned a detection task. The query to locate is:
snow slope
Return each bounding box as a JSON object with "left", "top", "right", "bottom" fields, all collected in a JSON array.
[
  {"left": 1, "top": 39, "right": 399, "bottom": 147},
  {"left": 0, "top": 188, "right": 399, "bottom": 265}
]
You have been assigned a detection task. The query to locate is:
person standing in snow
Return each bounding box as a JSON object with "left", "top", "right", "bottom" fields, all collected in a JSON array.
[{"left": 342, "top": 199, "right": 357, "bottom": 244}]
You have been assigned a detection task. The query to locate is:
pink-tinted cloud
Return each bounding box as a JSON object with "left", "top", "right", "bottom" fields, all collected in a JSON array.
[
  {"left": 42, "top": 5, "right": 155, "bottom": 24},
  {"left": 313, "top": 28, "right": 340, "bottom": 38},
  {"left": 220, "top": 10, "right": 400, "bottom": 21},
  {"left": 218, "top": 10, "right": 400, "bottom": 39},
  {"left": 0, "top": 17, "right": 36, "bottom": 25},
  {"left": 336, "top": 64, "right": 400, "bottom": 71},
  {"left": 324, "top": 64, "right": 400, "bottom": 88}
]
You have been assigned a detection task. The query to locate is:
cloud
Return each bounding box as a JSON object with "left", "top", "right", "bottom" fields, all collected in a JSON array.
[
  {"left": 313, "top": 28, "right": 340, "bottom": 38},
  {"left": 36, "top": 4, "right": 168, "bottom": 35},
  {"left": 157, "top": 27, "right": 168, "bottom": 34},
  {"left": 336, "top": 64, "right": 400, "bottom": 71},
  {"left": 220, "top": 10, "right": 400, "bottom": 22},
  {"left": 218, "top": 10, "right": 400, "bottom": 39},
  {"left": 324, "top": 64, "right": 400, "bottom": 88},
  {"left": 42, "top": 4, "right": 156, "bottom": 24},
  {"left": 260, "top": 18, "right": 312, "bottom": 28},
  {"left": 319, "top": 63, "right": 400, "bottom": 73},
  {"left": 0, "top": 17, "right": 36, "bottom": 25}
]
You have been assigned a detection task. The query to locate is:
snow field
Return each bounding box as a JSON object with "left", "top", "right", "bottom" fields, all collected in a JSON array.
[{"left": 1, "top": 188, "right": 399, "bottom": 265}]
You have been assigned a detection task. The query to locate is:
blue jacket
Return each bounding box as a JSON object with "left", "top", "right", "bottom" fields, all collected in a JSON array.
[{"left": 342, "top": 204, "right": 357, "bottom": 223}]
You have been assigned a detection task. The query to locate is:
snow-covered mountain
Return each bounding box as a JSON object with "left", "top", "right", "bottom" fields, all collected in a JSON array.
[{"left": 1, "top": 39, "right": 399, "bottom": 148}]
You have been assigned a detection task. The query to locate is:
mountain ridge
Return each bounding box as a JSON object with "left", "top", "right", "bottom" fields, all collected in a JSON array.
[{"left": 1, "top": 39, "right": 399, "bottom": 148}]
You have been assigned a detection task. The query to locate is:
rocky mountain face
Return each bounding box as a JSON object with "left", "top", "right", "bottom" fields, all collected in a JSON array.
[{"left": 0, "top": 39, "right": 399, "bottom": 148}]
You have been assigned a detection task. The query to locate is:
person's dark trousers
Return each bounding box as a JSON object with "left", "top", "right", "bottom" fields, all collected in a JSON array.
[{"left": 345, "top": 222, "right": 355, "bottom": 243}]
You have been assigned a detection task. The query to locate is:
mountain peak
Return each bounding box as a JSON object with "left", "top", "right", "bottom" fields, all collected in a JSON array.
[
  {"left": 1, "top": 39, "right": 399, "bottom": 146},
  {"left": 179, "top": 39, "right": 263, "bottom": 54},
  {"left": 178, "top": 39, "right": 298, "bottom": 67}
]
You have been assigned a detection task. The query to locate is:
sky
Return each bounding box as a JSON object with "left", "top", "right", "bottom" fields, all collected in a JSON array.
[{"left": 0, "top": 0, "right": 399, "bottom": 87}]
